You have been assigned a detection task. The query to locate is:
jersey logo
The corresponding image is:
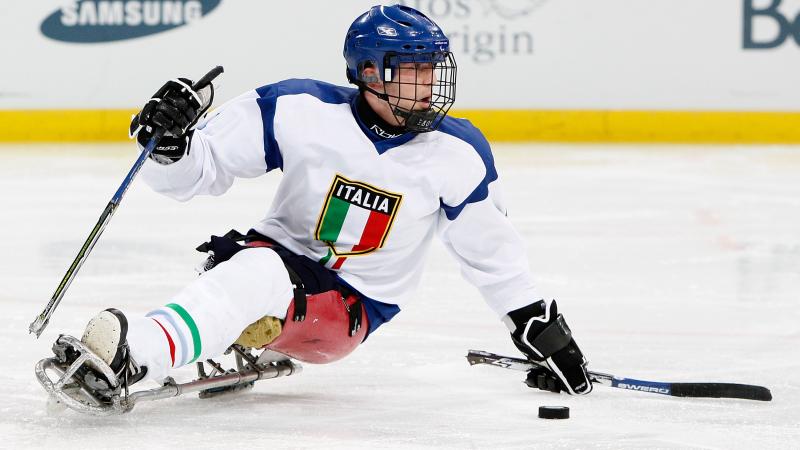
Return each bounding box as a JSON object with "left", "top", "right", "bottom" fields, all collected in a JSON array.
[
  {"left": 369, "top": 124, "right": 402, "bottom": 139},
  {"left": 315, "top": 175, "right": 402, "bottom": 267}
]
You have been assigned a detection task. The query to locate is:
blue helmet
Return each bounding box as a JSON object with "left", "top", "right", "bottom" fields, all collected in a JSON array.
[{"left": 344, "top": 5, "right": 457, "bottom": 132}]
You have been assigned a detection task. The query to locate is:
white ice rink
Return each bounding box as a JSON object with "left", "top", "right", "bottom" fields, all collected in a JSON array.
[{"left": 0, "top": 143, "right": 798, "bottom": 449}]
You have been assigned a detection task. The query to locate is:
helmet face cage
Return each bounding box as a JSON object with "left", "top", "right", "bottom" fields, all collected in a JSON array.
[
  {"left": 377, "top": 51, "right": 457, "bottom": 133},
  {"left": 343, "top": 5, "right": 458, "bottom": 133}
]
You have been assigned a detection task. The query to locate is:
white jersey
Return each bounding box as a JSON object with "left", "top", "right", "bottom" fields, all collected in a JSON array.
[{"left": 140, "top": 79, "right": 537, "bottom": 331}]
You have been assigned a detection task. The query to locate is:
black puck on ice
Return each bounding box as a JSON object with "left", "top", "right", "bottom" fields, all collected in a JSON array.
[{"left": 538, "top": 406, "right": 569, "bottom": 419}]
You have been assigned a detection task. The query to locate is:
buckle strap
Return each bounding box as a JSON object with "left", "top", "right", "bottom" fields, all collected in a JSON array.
[
  {"left": 282, "top": 264, "right": 307, "bottom": 322},
  {"left": 530, "top": 314, "right": 572, "bottom": 359},
  {"left": 343, "top": 297, "right": 363, "bottom": 337}
]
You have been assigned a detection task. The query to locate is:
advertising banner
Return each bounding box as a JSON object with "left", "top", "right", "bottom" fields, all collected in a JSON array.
[{"left": 1, "top": 0, "right": 799, "bottom": 142}]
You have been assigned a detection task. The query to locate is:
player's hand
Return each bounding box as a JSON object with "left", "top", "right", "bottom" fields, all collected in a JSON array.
[
  {"left": 506, "top": 299, "right": 593, "bottom": 395},
  {"left": 524, "top": 366, "right": 564, "bottom": 393},
  {"left": 129, "top": 78, "right": 214, "bottom": 164}
]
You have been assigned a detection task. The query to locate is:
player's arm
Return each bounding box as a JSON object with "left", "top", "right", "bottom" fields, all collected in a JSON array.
[
  {"left": 439, "top": 190, "right": 592, "bottom": 395},
  {"left": 437, "top": 127, "right": 592, "bottom": 394},
  {"left": 130, "top": 78, "right": 278, "bottom": 201}
]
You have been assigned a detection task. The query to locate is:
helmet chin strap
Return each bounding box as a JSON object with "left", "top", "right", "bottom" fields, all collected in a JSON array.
[
  {"left": 390, "top": 104, "right": 413, "bottom": 120},
  {"left": 359, "top": 83, "right": 391, "bottom": 102}
]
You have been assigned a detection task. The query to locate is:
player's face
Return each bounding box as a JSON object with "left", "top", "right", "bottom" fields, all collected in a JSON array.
[
  {"left": 362, "top": 61, "right": 440, "bottom": 128},
  {"left": 385, "top": 62, "right": 436, "bottom": 112}
]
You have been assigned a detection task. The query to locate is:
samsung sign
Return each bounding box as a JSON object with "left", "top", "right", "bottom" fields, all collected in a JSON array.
[{"left": 41, "top": 0, "right": 221, "bottom": 43}]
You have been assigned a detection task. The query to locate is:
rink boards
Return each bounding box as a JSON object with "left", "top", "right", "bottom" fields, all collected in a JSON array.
[{"left": 3, "top": 0, "right": 800, "bottom": 143}]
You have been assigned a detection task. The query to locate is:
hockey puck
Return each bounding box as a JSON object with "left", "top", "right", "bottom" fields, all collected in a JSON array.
[{"left": 538, "top": 406, "right": 569, "bottom": 419}]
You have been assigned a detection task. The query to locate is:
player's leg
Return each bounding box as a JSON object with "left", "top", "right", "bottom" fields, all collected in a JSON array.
[{"left": 82, "top": 246, "right": 293, "bottom": 383}]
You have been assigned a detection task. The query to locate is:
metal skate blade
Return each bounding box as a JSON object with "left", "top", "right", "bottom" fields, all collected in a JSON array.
[
  {"left": 255, "top": 349, "right": 291, "bottom": 364},
  {"left": 35, "top": 335, "right": 129, "bottom": 416}
]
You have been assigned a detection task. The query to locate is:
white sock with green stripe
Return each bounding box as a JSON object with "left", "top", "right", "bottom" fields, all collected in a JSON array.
[
  {"left": 127, "top": 304, "right": 205, "bottom": 382},
  {"left": 146, "top": 304, "right": 202, "bottom": 367},
  {"left": 126, "top": 247, "right": 294, "bottom": 382},
  {"left": 126, "top": 316, "right": 175, "bottom": 382}
]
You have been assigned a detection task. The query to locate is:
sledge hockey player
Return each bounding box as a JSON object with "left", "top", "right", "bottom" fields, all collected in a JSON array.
[{"left": 61, "top": 4, "right": 593, "bottom": 401}]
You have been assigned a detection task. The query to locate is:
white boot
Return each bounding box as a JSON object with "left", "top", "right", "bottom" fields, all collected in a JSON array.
[{"left": 81, "top": 308, "right": 146, "bottom": 386}]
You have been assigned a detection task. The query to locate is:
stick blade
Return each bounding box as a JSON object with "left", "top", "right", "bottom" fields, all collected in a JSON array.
[{"left": 670, "top": 382, "right": 772, "bottom": 401}]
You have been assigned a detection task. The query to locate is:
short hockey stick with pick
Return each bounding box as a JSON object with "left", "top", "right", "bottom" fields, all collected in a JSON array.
[
  {"left": 467, "top": 350, "right": 772, "bottom": 401},
  {"left": 28, "top": 66, "right": 225, "bottom": 338}
]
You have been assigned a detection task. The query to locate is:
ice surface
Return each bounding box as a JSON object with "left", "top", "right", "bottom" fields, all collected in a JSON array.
[{"left": 0, "top": 144, "right": 798, "bottom": 449}]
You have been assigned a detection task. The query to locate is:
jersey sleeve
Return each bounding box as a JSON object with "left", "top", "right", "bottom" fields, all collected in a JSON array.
[
  {"left": 436, "top": 122, "right": 538, "bottom": 317},
  {"left": 140, "top": 89, "right": 281, "bottom": 202}
]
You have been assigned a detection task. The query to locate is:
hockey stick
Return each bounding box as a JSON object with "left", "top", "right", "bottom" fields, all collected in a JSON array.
[
  {"left": 28, "top": 66, "right": 225, "bottom": 338},
  {"left": 466, "top": 350, "right": 772, "bottom": 401}
]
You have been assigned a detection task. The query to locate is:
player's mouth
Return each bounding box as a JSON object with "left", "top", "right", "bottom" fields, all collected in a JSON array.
[{"left": 416, "top": 96, "right": 431, "bottom": 108}]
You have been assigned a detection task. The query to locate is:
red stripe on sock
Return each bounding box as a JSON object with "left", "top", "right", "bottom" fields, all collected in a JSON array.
[{"left": 151, "top": 318, "right": 176, "bottom": 367}]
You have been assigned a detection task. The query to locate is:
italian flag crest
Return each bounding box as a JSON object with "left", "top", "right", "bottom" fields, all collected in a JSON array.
[{"left": 315, "top": 174, "right": 403, "bottom": 269}]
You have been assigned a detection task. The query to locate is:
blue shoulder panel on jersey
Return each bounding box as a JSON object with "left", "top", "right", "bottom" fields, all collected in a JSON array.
[
  {"left": 437, "top": 117, "right": 499, "bottom": 220},
  {"left": 336, "top": 276, "right": 401, "bottom": 338},
  {"left": 255, "top": 79, "right": 358, "bottom": 171}
]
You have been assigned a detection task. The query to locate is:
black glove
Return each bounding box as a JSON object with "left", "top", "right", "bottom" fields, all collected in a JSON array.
[
  {"left": 129, "top": 78, "right": 214, "bottom": 164},
  {"left": 524, "top": 366, "right": 563, "bottom": 392},
  {"left": 506, "top": 299, "right": 592, "bottom": 395}
]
